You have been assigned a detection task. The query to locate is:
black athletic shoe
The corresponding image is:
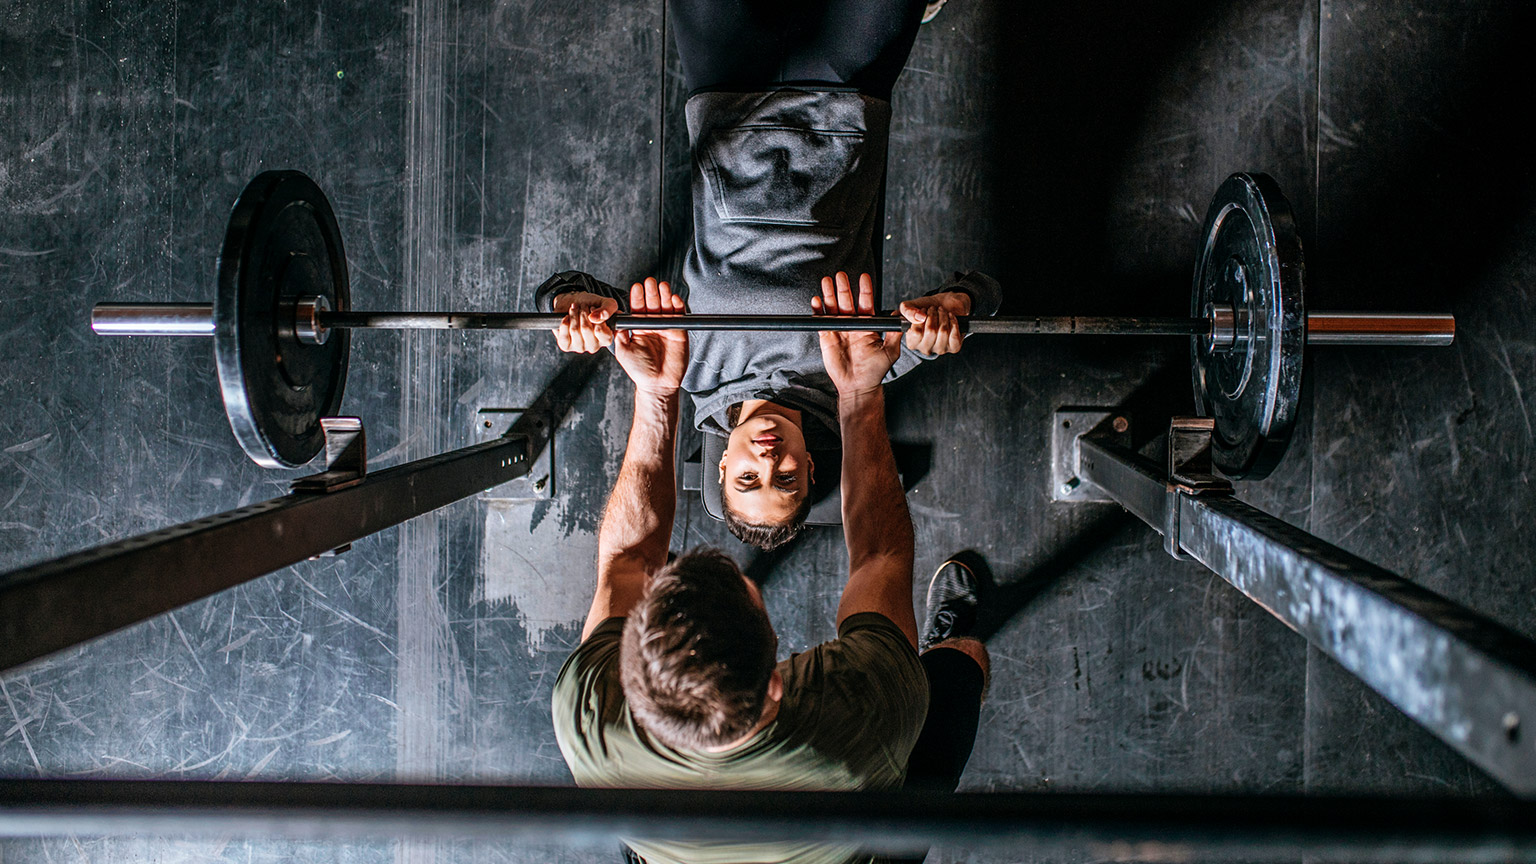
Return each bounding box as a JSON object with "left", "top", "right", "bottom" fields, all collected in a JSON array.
[{"left": 920, "top": 558, "right": 981, "bottom": 652}]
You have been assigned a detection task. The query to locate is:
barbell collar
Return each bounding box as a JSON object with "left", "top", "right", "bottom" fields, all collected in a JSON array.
[
  {"left": 290, "top": 295, "right": 332, "bottom": 346},
  {"left": 1205, "top": 303, "right": 1239, "bottom": 350}
]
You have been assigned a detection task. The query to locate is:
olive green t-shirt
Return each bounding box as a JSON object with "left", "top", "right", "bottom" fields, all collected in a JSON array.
[{"left": 552, "top": 611, "right": 928, "bottom": 864}]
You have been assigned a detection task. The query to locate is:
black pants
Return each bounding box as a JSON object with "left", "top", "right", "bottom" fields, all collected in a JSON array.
[
  {"left": 668, "top": 0, "right": 928, "bottom": 99},
  {"left": 905, "top": 645, "right": 986, "bottom": 792},
  {"left": 865, "top": 645, "right": 988, "bottom": 864}
]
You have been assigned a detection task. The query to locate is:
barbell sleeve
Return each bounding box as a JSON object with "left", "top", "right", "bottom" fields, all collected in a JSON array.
[
  {"left": 1304, "top": 312, "right": 1456, "bottom": 346},
  {"left": 91, "top": 303, "right": 215, "bottom": 336}
]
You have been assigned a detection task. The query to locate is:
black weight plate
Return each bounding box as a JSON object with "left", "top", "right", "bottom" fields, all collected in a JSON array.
[
  {"left": 1190, "top": 173, "right": 1305, "bottom": 480},
  {"left": 215, "top": 171, "right": 350, "bottom": 468}
]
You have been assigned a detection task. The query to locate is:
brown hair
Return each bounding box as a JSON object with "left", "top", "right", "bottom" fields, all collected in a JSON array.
[
  {"left": 722, "top": 496, "right": 812, "bottom": 551},
  {"left": 619, "top": 548, "right": 778, "bottom": 750}
]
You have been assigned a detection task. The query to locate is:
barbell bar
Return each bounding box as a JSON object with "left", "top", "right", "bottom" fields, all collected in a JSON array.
[
  {"left": 85, "top": 169, "right": 1457, "bottom": 476},
  {"left": 91, "top": 302, "right": 1454, "bottom": 345}
]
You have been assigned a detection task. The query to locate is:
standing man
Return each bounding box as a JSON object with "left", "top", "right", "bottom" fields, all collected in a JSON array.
[
  {"left": 536, "top": 0, "right": 1002, "bottom": 550},
  {"left": 551, "top": 274, "right": 990, "bottom": 864}
]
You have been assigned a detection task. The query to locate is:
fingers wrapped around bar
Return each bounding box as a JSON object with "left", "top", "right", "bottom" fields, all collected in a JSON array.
[
  {"left": 613, "top": 278, "right": 689, "bottom": 396},
  {"left": 552, "top": 291, "right": 619, "bottom": 354},
  {"left": 897, "top": 291, "right": 970, "bottom": 356}
]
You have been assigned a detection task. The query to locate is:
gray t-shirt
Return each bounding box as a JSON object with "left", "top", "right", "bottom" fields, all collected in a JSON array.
[
  {"left": 535, "top": 87, "right": 1002, "bottom": 440},
  {"left": 552, "top": 612, "right": 928, "bottom": 864}
]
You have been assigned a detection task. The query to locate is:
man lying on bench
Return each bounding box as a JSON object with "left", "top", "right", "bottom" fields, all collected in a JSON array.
[
  {"left": 540, "top": 265, "right": 995, "bottom": 551},
  {"left": 542, "top": 74, "right": 1005, "bottom": 547},
  {"left": 532, "top": 0, "right": 998, "bottom": 554}
]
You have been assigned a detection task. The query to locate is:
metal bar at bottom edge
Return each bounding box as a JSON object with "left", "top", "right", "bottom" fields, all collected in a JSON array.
[
  {"left": 1074, "top": 434, "right": 1536, "bottom": 797},
  {"left": 0, "top": 434, "right": 530, "bottom": 673},
  {"left": 0, "top": 782, "right": 1533, "bottom": 862}
]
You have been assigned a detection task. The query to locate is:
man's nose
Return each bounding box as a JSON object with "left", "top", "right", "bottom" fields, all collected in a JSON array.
[{"left": 753, "top": 452, "right": 786, "bottom": 475}]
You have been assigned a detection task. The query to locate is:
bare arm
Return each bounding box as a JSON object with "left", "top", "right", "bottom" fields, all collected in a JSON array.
[
  {"left": 813, "top": 272, "right": 918, "bottom": 649},
  {"left": 579, "top": 278, "right": 689, "bottom": 640},
  {"left": 585, "top": 388, "right": 681, "bottom": 639},
  {"left": 835, "top": 388, "right": 917, "bottom": 648}
]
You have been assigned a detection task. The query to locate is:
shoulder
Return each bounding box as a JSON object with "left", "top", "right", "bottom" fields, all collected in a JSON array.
[
  {"left": 551, "top": 618, "right": 629, "bottom": 775},
  {"left": 829, "top": 612, "right": 925, "bottom": 680},
  {"left": 788, "top": 612, "right": 927, "bottom": 719},
  {"left": 552, "top": 617, "right": 625, "bottom": 725},
  {"left": 772, "top": 613, "right": 929, "bottom": 787},
  {"left": 554, "top": 617, "right": 625, "bottom": 691}
]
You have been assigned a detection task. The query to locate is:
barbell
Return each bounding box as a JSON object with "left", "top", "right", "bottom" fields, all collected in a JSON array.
[{"left": 90, "top": 170, "right": 1454, "bottom": 478}]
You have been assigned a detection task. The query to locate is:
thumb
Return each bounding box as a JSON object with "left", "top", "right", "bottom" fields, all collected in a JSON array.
[{"left": 899, "top": 301, "right": 926, "bottom": 323}]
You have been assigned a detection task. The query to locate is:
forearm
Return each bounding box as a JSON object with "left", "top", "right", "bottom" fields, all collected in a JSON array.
[
  {"left": 836, "top": 388, "right": 917, "bottom": 640},
  {"left": 598, "top": 388, "right": 681, "bottom": 572},
  {"left": 584, "top": 386, "right": 679, "bottom": 638}
]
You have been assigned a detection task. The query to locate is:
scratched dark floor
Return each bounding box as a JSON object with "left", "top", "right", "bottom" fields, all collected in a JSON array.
[{"left": 1, "top": 0, "right": 1532, "bottom": 861}]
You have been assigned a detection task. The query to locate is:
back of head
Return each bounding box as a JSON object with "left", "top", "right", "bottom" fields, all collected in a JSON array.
[{"left": 620, "top": 548, "right": 778, "bottom": 750}]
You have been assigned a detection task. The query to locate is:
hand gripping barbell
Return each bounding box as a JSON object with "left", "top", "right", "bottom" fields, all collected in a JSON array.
[{"left": 90, "top": 170, "right": 1454, "bottom": 478}]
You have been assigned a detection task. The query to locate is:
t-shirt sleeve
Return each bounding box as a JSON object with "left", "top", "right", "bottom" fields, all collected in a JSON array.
[
  {"left": 791, "top": 612, "right": 929, "bottom": 784},
  {"left": 929, "top": 269, "right": 1003, "bottom": 318},
  {"left": 550, "top": 617, "right": 628, "bottom": 782},
  {"left": 832, "top": 613, "right": 928, "bottom": 722}
]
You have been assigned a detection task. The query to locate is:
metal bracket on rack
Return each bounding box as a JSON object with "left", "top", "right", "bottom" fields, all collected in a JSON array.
[{"left": 290, "top": 417, "right": 367, "bottom": 494}]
